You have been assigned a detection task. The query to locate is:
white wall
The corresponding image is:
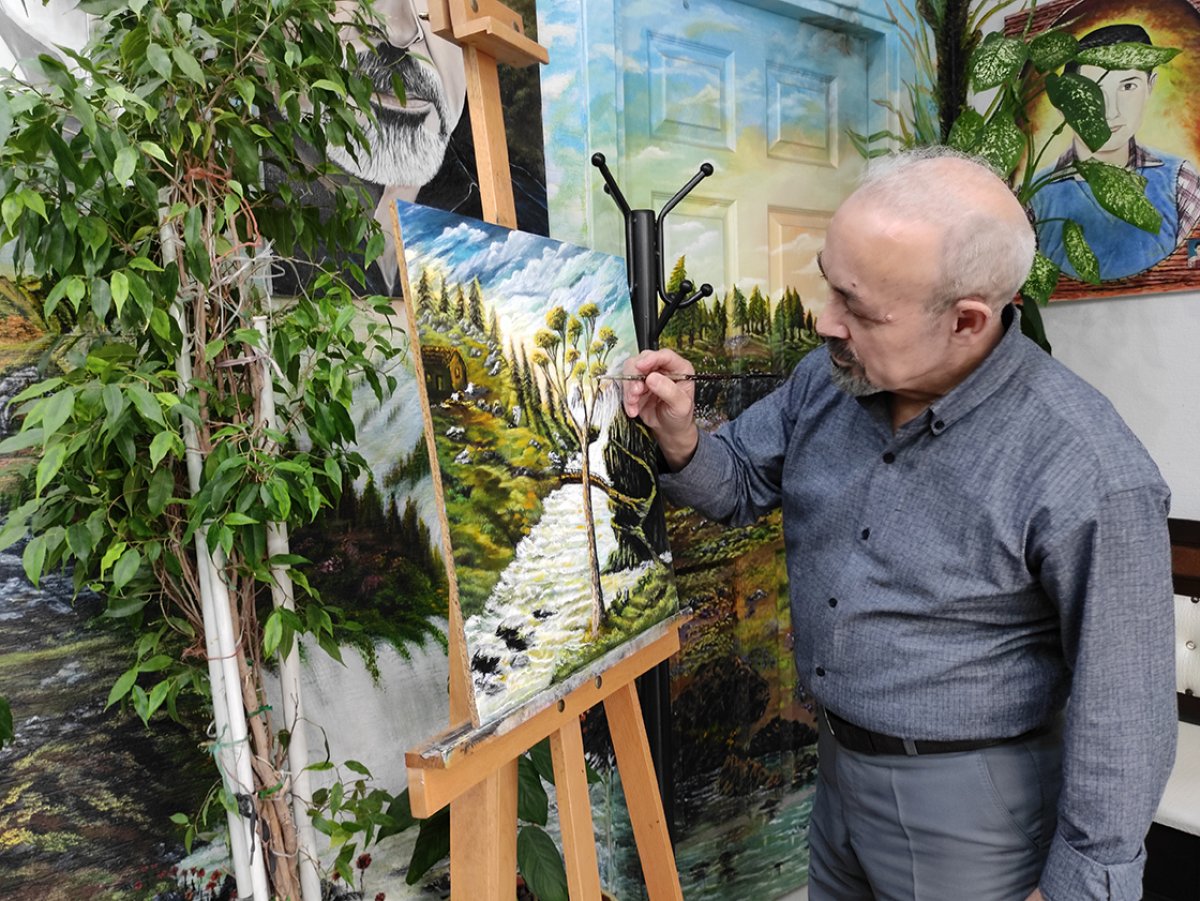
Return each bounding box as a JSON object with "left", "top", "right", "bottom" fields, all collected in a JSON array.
[{"left": 1043, "top": 290, "right": 1200, "bottom": 520}]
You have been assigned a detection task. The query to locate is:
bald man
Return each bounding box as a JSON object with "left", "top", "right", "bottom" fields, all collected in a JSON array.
[{"left": 625, "top": 148, "right": 1175, "bottom": 901}]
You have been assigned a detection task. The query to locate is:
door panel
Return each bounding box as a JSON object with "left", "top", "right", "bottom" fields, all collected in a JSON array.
[{"left": 620, "top": 0, "right": 870, "bottom": 304}]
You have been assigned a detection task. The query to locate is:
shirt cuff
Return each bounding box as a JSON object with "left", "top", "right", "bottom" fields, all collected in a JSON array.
[
  {"left": 1040, "top": 830, "right": 1146, "bottom": 901},
  {"left": 658, "top": 429, "right": 719, "bottom": 498}
]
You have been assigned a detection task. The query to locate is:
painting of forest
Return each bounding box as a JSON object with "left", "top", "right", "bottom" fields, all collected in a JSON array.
[{"left": 394, "top": 201, "right": 679, "bottom": 726}]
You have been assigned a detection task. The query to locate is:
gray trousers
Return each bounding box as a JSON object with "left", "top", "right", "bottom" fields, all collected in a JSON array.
[{"left": 808, "top": 722, "right": 1063, "bottom": 901}]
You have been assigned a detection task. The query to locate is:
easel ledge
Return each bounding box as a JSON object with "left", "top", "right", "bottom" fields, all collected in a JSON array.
[{"left": 407, "top": 612, "right": 689, "bottom": 818}]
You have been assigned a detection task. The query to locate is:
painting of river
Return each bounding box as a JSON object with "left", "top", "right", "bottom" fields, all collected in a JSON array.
[{"left": 394, "top": 200, "right": 679, "bottom": 726}]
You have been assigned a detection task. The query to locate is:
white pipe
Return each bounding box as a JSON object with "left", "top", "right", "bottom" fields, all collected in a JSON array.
[
  {"left": 162, "top": 195, "right": 269, "bottom": 899},
  {"left": 253, "top": 314, "right": 323, "bottom": 901}
]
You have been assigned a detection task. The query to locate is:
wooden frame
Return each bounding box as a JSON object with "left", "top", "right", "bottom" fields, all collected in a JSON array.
[
  {"left": 1169, "top": 518, "right": 1200, "bottom": 724},
  {"left": 1003, "top": 0, "right": 1200, "bottom": 301}
]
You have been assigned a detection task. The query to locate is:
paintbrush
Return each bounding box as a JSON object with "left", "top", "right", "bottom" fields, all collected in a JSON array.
[{"left": 601, "top": 372, "right": 783, "bottom": 382}]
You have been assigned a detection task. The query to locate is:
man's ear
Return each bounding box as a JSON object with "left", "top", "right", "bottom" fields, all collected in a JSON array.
[
  {"left": 1148, "top": 71, "right": 1158, "bottom": 93},
  {"left": 949, "top": 298, "right": 994, "bottom": 341}
]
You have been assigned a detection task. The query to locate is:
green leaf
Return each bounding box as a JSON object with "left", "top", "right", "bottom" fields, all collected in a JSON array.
[
  {"left": 518, "top": 756, "right": 549, "bottom": 826},
  {"left": 312, "top": 78, "right": 347, "bottom": 97},
  {"left": 263, "top": 608, "right": 283, "bottom": 657},
  {"left": 1019, "top": 251, "right": 1059, "bottom": 307},
  {"left": 170, "top": 812, "right": 190, "bottom": 826},
  {"left": 970, "top": 32, "right": 1028, "bottom": 92},
  {"left": 2, "top": 194, "right": 23, "bottom": 232},
  {"left": 106, "top": 667, "right": 138, "bottom": 709},
  {"left": 147, "top": 679, "right": 170, "bottom": 718},
  {"left": 0, "top": 428, "right": 43, "bottom": 454},
  {"left": 17, "top": 189, "right": 46, "bottom": 221},
  {"left": 406, "top": 806, "right": 450, "bottom": 884},
  {"left": 112, "top": 547, "right": 142, "bottom": 592},
  {"left": 0, "top": 93, "right": 12, "bottom": 150},
  {"left": 146, "top": 42, "right": 172, "bottom": 79},
  {"left": 976, "top": 116, "right": 1024, "bottom": 178},
  {"left": 35, "top": 442, "right": 65, "bottom": 496},
  {"left": 111, "top": 271, "right": 130, "bottom": 316},
  {"left": 23, "top": 534, "right": 46, "bottom": 587},
  {"left": 1074, "top": 159, "right": 1162, "bottom": 234},
  {"left": 0, "top": 696, "right": 13, "bottom": 748},
  {"left": 528, "top": 739, "right": 556, "bottom": 785},
  {"left": 128, "top": 384, "right": 166, "bottom": 426},
  {"left": 1061, "top": 220, "right": 1100, "bottom": 285},
  {"left": 150, "top": 430, "right": 177, "bottom": 468},
  {"left": 1018, "top": 293, "right": 1052, "bottom": 354},
  {"left": 517, "top": 825, "right": 568, "bottom": 901},
  {"left": 114, "top": 145, "right": 138, "bottom": 184},
  {"left": 171, "top": 46, "right": 206, "bottom": 86},
  {"left": 140, "top": 140, "right": 169, "bottom": 163},
  {"left": 148, "top": 465, "right": 174, "bottom": 515},
  {"left": 1029, "top": 30, "right": 1078, "bottom": 73},
  {"left": 1075, "top": 42, "right": 1180, "bottom": 72},
  {"left": 1044, "top": 72, "right": 1109, "bottom": 153},
  {"left": 39, "top": 388, "right": 75, "bottom": 440}
]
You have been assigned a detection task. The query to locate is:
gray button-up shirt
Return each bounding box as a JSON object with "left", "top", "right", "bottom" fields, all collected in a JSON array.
[{"left": 661, "top": 308, "right": 1175, "bottom": 900}]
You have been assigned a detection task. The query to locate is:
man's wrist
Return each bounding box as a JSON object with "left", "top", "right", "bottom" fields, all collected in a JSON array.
[{"left": 659, "top": 426, "right": 699, "bottom": 472}]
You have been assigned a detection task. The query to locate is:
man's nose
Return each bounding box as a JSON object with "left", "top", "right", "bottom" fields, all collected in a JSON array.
[
  {"left": 376, "top": 0, "right": 424, "bottom": 48},
  {"left": 1102, "top": 86, "right": 1120, "bottom": 122},
  {"left": 815, "top": 303, "right": 846, "bottom": 339}
]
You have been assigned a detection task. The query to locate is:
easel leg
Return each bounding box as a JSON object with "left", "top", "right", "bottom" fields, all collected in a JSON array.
[
  {"left": 451, "top": 760, "right": 518, "bottom": 900},
  {"left": 550, "top": 719, "right": 603, "bottom": 900},
  {"left": 604, "top": 682, "right": 683, "bottom": 901},
  {"left": 463, "top": 45, "right": 518, "bottom": 229}
]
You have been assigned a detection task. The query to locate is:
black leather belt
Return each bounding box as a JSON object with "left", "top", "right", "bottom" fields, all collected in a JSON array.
[{"left": 822, "top": 708, "right": 1043, "bottom": 757}]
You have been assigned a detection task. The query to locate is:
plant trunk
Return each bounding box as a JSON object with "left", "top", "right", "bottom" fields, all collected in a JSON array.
[
  {"left": 162, "top": 196, "right": 270, "bottom": 899},
  {"left": 254, "top": 316, "right": 323, "bottom": 901},
  {"left": 580, "top": 422, "right": 605, "bottom": 634}
]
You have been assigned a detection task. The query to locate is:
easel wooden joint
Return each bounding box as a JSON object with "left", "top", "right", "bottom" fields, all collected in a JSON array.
[{"left": 398, "top": 5, "right": 685, "bottom": 898}]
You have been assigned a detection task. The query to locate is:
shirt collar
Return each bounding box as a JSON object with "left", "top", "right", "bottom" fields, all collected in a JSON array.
[
  {"left": 920, "top": 304, "right": 1027, "bottom": 437},
  {"left": 1052, "top": 138, "right": 1163, "bottom": 174}
]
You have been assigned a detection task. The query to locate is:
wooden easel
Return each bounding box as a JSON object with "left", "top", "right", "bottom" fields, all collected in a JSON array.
[{"left": 399, "top": 3, "right": 686, "bottom": 898}]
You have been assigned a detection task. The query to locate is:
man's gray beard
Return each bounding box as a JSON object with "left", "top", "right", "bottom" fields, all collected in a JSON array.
[
  {"left": 826, "top": 341, "right": 880, "bottom": 397},
  {"left": 329, "top": 51, "right": 454, "bottom": 188},
  {"left": 329, "top": 107, "right": 450, "bottom": 187}
]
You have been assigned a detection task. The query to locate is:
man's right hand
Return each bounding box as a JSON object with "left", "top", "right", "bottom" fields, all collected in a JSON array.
[{"left": 620, "top": 349, "right": 700, "bottom": 471}]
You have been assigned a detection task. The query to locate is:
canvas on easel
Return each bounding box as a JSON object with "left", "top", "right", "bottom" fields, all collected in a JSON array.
[{"left": 392, "top": 199, "right": 680, "bottom": 727}]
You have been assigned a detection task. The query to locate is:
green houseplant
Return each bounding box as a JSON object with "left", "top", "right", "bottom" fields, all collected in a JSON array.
[
  {"left": 857, "top": 0, "right": 1180, "bottom": 350},
  {"left": 0, "top": 0, "right": 407, "bottom": 895}
]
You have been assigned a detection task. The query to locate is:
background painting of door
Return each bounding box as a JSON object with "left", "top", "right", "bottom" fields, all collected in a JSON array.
[{"left": 539, "top": 1, "right": 900, "bottom": 898}]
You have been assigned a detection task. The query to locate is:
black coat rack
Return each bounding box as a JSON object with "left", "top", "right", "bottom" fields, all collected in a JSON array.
[
  {"left": 590, "top": 151, "right": 719, "bottom": 841},
  {"left": 591, "top": 152, "right": 715, "bottom": 351}
]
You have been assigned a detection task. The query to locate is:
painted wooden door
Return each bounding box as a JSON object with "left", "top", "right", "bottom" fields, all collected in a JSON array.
[{"left": 616, "top": 0, "right": 872, "bottom": 306}]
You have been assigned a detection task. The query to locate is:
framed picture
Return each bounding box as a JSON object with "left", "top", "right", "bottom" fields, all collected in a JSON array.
[
  {"left": 1169, "top": 518, "right": 1200, "bottom": 724},
  {"left": 1005, "top": 0, "right": 1200, "bottom": 300}
]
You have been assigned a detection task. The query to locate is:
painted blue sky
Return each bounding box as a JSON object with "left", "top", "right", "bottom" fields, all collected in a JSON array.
[{"left": 395, "top": 201, "right": 638, "bottom": 362}]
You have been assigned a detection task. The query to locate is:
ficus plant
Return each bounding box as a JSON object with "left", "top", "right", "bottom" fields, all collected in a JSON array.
[
  {"left": 855, "top": 0, "right": 1180, "bottom": 351},
  {"left": 0, "top": 0, "right": 408, "bottom": 895}
]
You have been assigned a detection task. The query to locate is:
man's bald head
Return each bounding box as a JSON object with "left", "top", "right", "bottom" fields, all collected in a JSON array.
[{"left": 840, "top": 149, "right": 1036, "bottom": 314}]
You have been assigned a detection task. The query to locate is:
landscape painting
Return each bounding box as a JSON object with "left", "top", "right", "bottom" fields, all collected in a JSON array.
[{"left": 394, "top": 200, "right": 679, "bottom": 726}]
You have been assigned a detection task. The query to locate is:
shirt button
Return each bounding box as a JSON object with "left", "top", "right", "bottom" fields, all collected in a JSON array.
[
  {"left": 1188, "top": 641, "right": 1197, "bottom": 651},
  {"left": 828, "top": 597, "right": 838, "bottom": 608},
  {"left": 815, "top": 666, "right": 826, "bottom": 677},
  {"left": 933, "top": 419, "right": 945, "bottom": 432},
  {"left": 882, "top": 452, "right": 895, "bottom": 464},
  {"left": 861, "top": 528, "right": 870, "bottom": 540}
]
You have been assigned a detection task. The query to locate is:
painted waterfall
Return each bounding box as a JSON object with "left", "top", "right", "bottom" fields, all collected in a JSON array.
[{"left": 394, "top": 200, "right": 679, "bottom": 726}]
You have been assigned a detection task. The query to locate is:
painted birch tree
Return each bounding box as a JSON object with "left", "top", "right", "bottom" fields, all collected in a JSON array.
[{"left": 530, "top": 303, "right": 618, "bottom": 633}]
